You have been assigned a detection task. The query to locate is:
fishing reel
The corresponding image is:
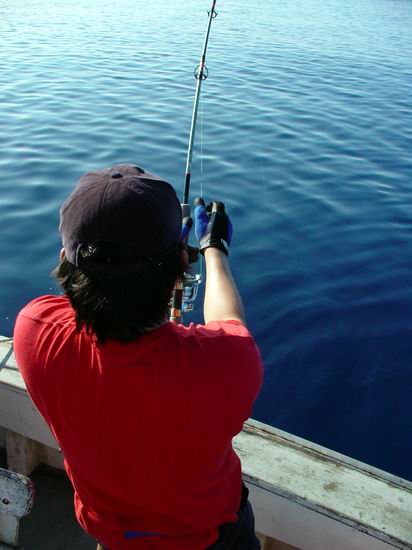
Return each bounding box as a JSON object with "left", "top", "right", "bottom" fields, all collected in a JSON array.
[
  {"left": 182, "top": 243, "right": 202, "bottom": 313},
  {"left": 169, "top": 243, "right": 203, "bottom": 321},
  {"left": 182, "top": 271, "right": 203, "bottom": 313},
  {"left": 169, "top": 269, "right": 203, "bottom": 320}
]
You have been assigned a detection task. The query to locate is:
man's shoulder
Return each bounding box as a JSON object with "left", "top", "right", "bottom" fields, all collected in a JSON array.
[
  {"left": 13, "top": 296, "right": 77, "bottom": 387},
  {"left": 16, "top": 295, "right": 75, "bottom": 327},
  {"left": 172, "top": 320, "right": 263, "bottom": 410},
  {"left": 177, "top": 319, "right": 253, "bottom": 339},
  {"left": 173, "top": 320, "right": 263, "bottom": 370}
]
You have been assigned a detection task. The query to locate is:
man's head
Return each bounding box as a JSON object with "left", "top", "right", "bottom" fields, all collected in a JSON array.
[
  {"left": 55, "top": 164, "right": 185, "bottom": 343},
  {"left": 60, "top": 164, "right": 182, "bottom": 270}
]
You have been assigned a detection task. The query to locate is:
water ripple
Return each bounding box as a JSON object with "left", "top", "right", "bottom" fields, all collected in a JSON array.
[{"left": 1, "top": 0, "right": 412, "bottom": 479}]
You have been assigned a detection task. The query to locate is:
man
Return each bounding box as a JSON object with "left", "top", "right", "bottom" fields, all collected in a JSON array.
[{"left": 14, "top": 164, "right": 263, "bottom": 549}]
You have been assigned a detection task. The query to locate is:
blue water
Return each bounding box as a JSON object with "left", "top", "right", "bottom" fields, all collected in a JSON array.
[{"left": 1, "top": 0, "right": 412, "bottom": 479}]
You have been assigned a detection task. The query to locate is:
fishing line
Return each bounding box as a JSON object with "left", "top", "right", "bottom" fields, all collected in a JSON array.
[
  {"left": 200, "top": 92, "right": 204, "bottom": 200},
  {"left": 199, "top": 92, "right": 205, "bottom": 282},
  {"left": 170, "top": 0, "right": 218, "bottom": 323}
]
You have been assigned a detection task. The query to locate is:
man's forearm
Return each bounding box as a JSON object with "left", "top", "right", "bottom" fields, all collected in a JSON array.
[{"left": 203, "top": 248, "right": 246, "bottom": 325}]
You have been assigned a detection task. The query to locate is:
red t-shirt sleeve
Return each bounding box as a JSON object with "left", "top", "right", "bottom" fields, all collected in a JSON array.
[
  {"left": 204, "top": 319, "right": 251, "bottom": 335},
  {"left": 13, "top": 295, "right": 75, "bottom": 428},
  {"left": 191, "top": 319, "right": 264, "bottom": 429}
]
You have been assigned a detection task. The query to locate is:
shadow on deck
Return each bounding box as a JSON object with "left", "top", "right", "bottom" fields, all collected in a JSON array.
[{"left": 19, "top": 466, "right": 95, "bottom": 550}]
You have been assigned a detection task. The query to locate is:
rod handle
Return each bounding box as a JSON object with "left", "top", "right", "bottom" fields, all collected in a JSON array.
[{"left": 181, "top": 203, "right": 191, "bottom": 218}]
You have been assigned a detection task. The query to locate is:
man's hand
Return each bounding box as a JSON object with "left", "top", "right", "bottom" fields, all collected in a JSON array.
[{"left": 194, "top": 197, "right": 233, "bottom": 256}]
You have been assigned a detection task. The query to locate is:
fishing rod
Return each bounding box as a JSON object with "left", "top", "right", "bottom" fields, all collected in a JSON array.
[
  {"left": 182, "top": 0, "right": 218, "bottom": 211},
  {"left": 170, "top": 0, "right": 218, "bottom": 323}
]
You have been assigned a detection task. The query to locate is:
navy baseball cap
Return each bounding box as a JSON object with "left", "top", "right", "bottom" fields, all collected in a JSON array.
[{"left": 59, "top": 164, "right": 182, "bottom": 272}]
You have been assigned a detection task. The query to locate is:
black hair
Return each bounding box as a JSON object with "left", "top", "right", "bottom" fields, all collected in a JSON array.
[{"left": 53, "top": 242, "right": 183, "bottom": 345}]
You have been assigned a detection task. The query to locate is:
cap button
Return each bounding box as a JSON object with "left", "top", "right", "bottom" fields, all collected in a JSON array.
[{"left": 110, "top": 171, "right": 123, "bottom": 179}]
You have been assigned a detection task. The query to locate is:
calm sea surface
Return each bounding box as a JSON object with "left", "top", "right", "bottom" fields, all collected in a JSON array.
[{"left": 1, "top": 0, "right": 412, "bottom": 479}]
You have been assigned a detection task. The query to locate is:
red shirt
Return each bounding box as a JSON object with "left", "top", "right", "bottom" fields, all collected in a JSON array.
[{"left": 14, "top": 296, "right": 263, "bottom": 549}]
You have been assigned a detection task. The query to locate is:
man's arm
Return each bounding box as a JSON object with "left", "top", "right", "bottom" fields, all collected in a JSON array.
[
  {"left": 193, "top": 197, "right": 246, "bottom": 325},
  {"left": 203, "top": 248, "right": 246, "bottom": 325}
]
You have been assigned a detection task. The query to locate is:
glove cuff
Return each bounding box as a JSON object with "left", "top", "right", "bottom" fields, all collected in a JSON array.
[{"left": 199, "top": 238, "right": 229, "bottom": 256}]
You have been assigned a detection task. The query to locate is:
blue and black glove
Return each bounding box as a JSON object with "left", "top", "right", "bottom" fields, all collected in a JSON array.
[{"left": 194, "top": 197, "right": 233, "bottom": 256}]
